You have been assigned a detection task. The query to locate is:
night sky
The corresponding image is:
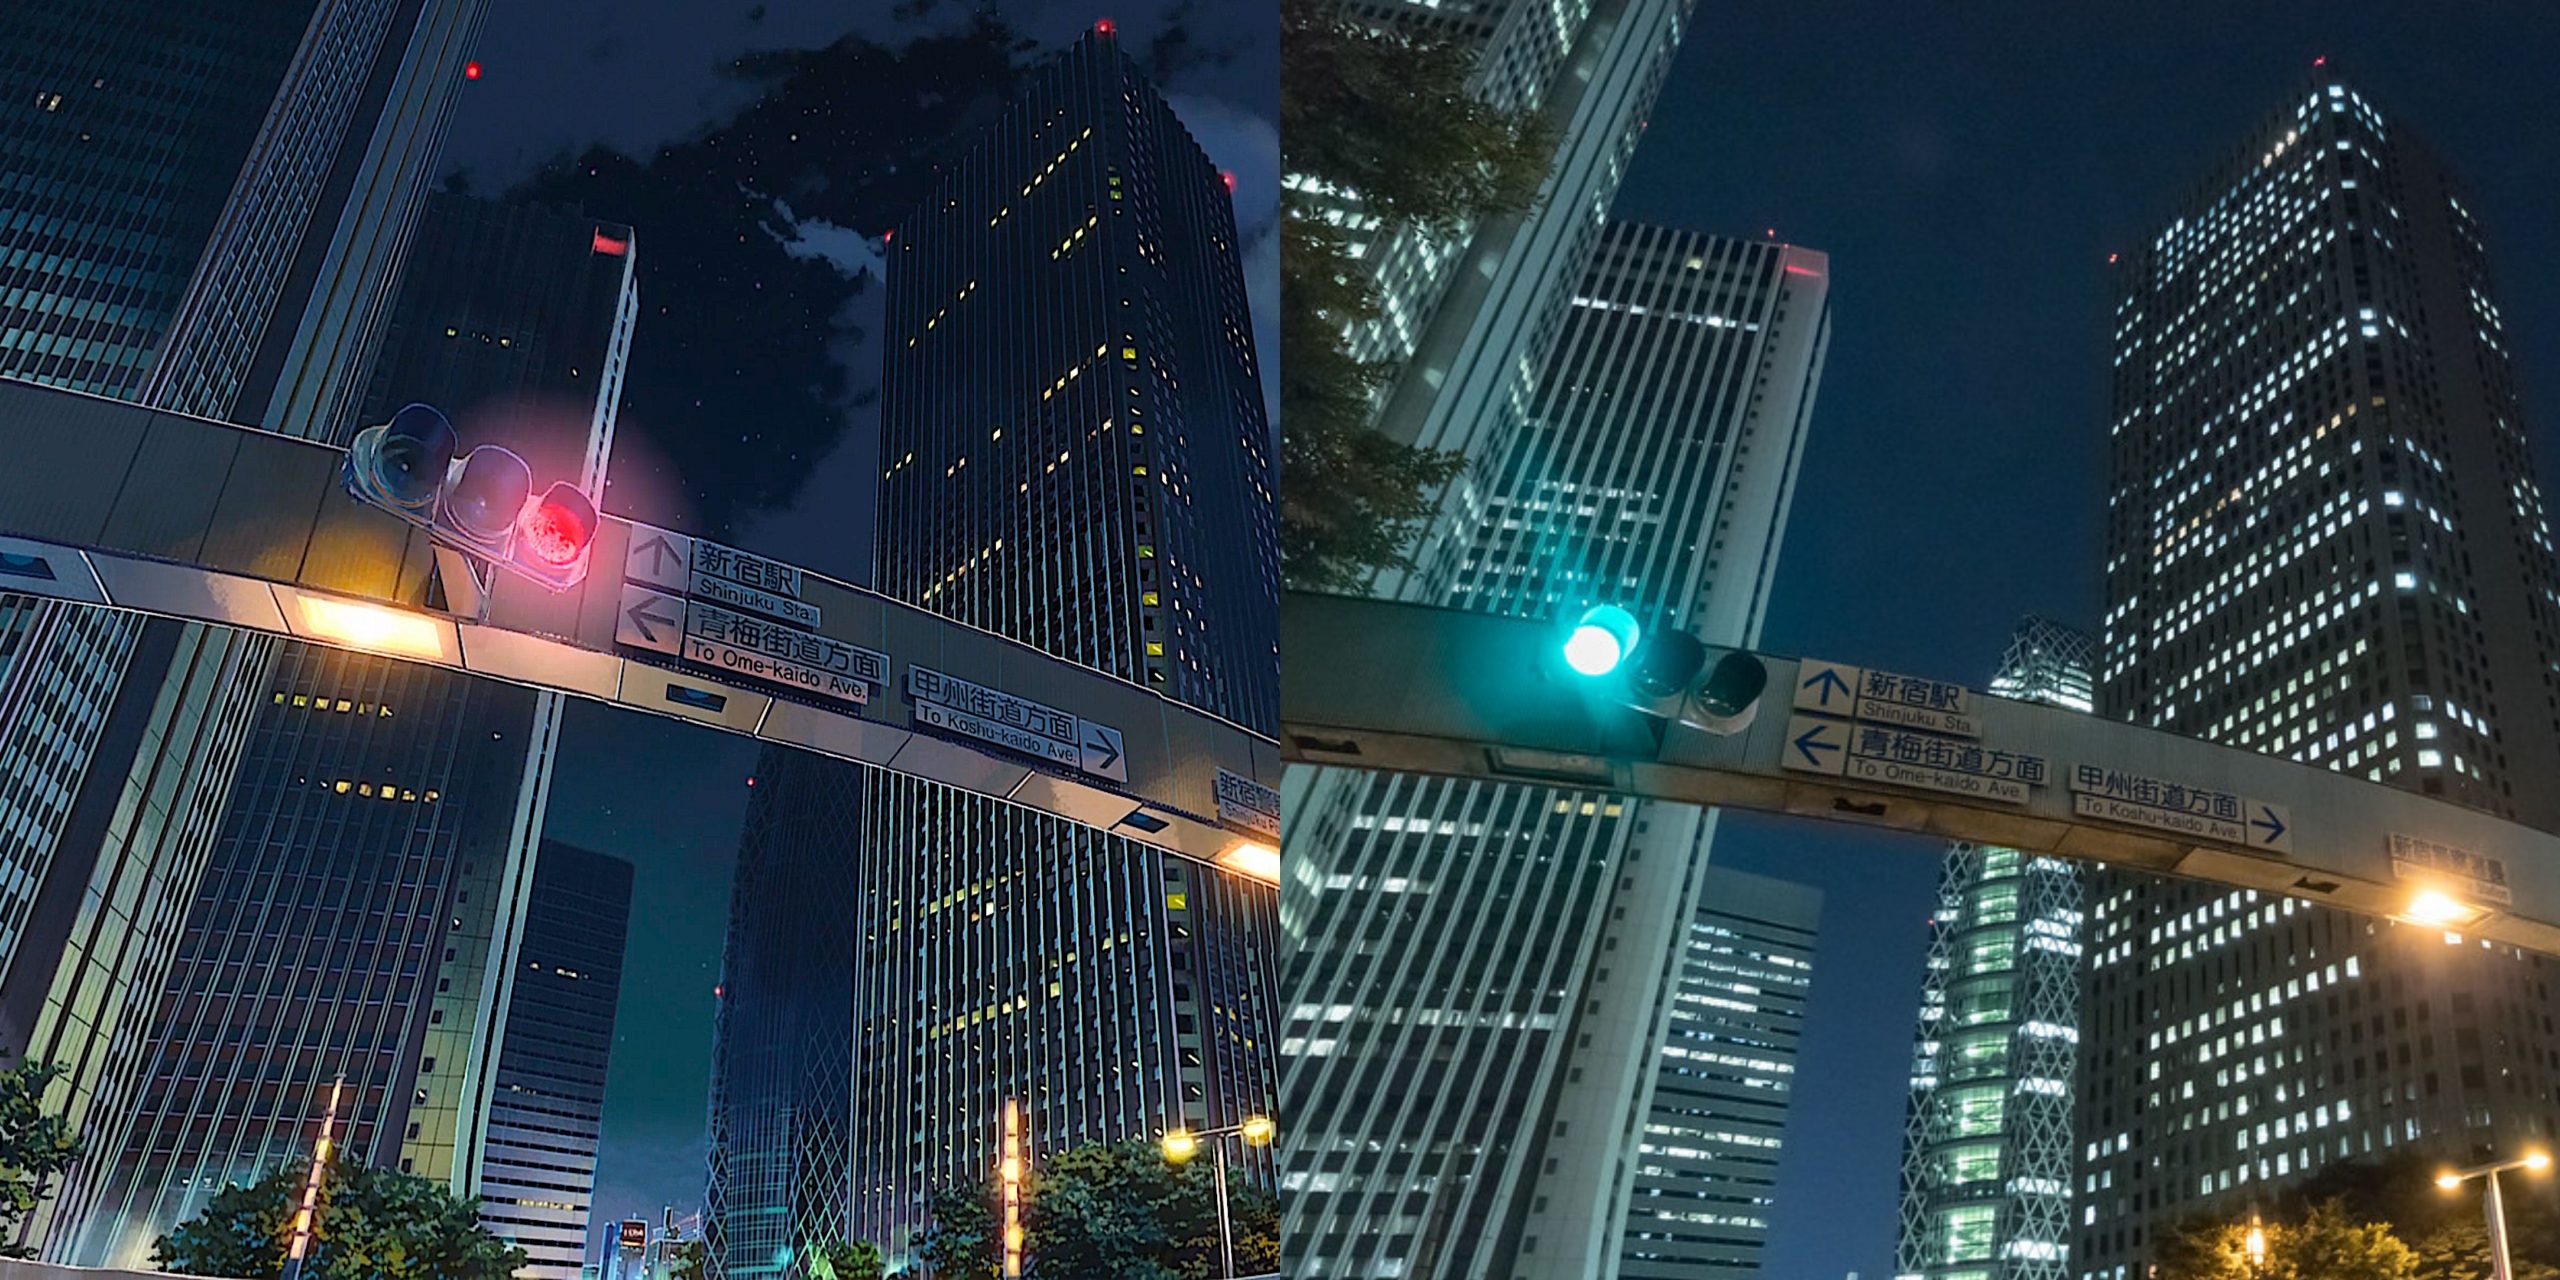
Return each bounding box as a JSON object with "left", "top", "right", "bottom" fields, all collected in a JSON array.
[
  {"left": 1610, "top": 5, "right": 2560, "bottom": 1278},
  {"left": 433, "top": 0, "right": 1275, "bottom": 1244}
]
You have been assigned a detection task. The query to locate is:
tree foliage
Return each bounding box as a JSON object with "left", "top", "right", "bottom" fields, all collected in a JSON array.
[
  {"left": 914, "top": 1139, "right": 1280, "bottom": 1279},
  {"left": 1277, "top": 0, "right": 1551, "bottom": 588},
  {"left": 154, "top": 1156, "right": 528, "bottom": 1280},
  {"left": 0, "top": 1059, "right": 80, "bottom": 1259},
  {"left": 809, "top": 1238, "right": 886, "bottom": 1280},
  {"left": 2154, "top": 1200, "right": 2416, "bottom": 1280},
  {"left": 668, "top": 1235, "right": 709, "bottom": 1280}
]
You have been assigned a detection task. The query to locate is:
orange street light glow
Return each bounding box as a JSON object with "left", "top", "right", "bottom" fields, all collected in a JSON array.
[
  {"left": 1219, "top": 841, "right": 1280, "bottom": 885},
  {"left": 291, "top": 594, "right": 451, "bottom": 661},
  {"left": 2528, "top": 1151, "right": 2554, "bottom": 1172},
  {"left": 2438, "top": 1171, "right": 2465, "bottom": 1190},
  {"left": 2403, "top": 888, "right": 2479, "bottom": 927}
]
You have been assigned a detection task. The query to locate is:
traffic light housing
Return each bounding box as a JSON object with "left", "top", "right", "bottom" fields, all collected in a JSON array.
[
  {"left": 1558, "top": 605, "right": 1767, "bottom": 736},
  {"left": 339, "top": 403, "right": 592, "bottom": 595}
]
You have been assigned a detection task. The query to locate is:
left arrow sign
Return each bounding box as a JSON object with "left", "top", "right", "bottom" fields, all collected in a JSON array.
[
  {"left": 616, "top": 583, "right": 684, "bottom": 655},
  {"left": 1782, "top": 716, "right": 1848, "bottom": 776}
]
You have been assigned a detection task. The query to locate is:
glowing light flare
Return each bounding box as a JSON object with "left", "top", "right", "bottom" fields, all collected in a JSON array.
[
  {"left": 1563, "top": 604, "right": 1640, "bottom": 677},
  {"left": 2438, "top": 1172, "right": 2465, "bottom": 1190},
  {"left": 519, "top": 492, "right": 594, "bottom": 566},
  {"left": 1220, "top": 170, "right": 1236, "bottom": 193},
  {"left": 1161, "top": 1126, "right": 1199, "bottom": 1165},
  {"left": 1218, "top": 841, "right": 1280, "bottom": 885},
  {"left": 289, "top": 594, "right": 453, "bottom": 662},
  {"left": 1002, "top": 1099, "right": 1024, "bottom": 1278},
  {"left": 2529, "top": 1151, "right": 2555, "bottom": 1172},
  {"left": 2402, "top": 888, "right": 2480, "bottom": 927},
  {"left": 1240, "top": 1114, "right": 1276, "bottom": 1146},
  {"left": 463, "top": 60, "right": 482, "bottom": 80},
  {"left": 1095, "top": 17, "right": 1115, "bottom": 34}
]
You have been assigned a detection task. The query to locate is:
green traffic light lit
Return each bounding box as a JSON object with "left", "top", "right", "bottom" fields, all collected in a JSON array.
[{"left": 1564, "top": 605, "right": 1640, "bottom": 677}]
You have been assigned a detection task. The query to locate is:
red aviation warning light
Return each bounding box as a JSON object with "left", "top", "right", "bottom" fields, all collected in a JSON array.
[
  {"left": 464, "top": 60, "right": 482, "bottom": 80},
  {"left": 1095, "top": 17, "right": 1115, "bottom": 35},
  {"left": 512, "top": 481, "right": 597, "bottom": 590}
]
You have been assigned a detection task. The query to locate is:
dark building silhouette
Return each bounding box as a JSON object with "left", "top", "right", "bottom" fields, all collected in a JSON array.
[{"left": 482, "top": 841, "right": 635, "bottom": 1280}]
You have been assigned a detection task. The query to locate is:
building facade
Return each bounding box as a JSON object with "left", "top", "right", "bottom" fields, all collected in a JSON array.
[
  {"left": 1305, "top": 0, "right": 1696, "bottom": 602},
  {"left": 0, "top": 2, "right": 489, "bottom": 1254},
  {"left": 2081, "top": 78, "right": 2560, "bottom": 1277},
  {"left": 1896, "top": 620, "right": 2095, "bottom": 1280},
  {"left": 820, "top": 27, "right": 1281, "bottom": 1270},
  {"left": 49, "top": 196, "right": 636, "bottom": 1265},
  {"left": 1621, "top": 867, "right": 1820, "bottom": 1280},
  {"left": 1282, "top": 223, "right": 1830, "bottom": 1280},
  {"left": 480, "top": 841, "right": 636, "bottom": 1280},
  {"left": 704, "top": 747, "right": 860, "bottom": 1280}
]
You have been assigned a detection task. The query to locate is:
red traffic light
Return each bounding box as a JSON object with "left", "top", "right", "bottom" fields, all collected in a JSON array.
[{"left": 511, "top": 481, "right": 596, "bottom": 590}]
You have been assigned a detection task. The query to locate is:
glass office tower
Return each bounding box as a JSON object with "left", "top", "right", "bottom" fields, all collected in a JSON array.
[
  {"left": 703, "top": 26, "right": 1282, "bottom": 1275},
  {"left": 0, "top": 2, "right": 489, "bottom": 1257},
  {"left": 1896, "top": 619, "right": 2095, "bottom": 1280},
  {"left": 1620, "top": 866, "right": 1820, "bottom": 1280},
  {"left": 480, "top": 841, "right": 636, "bottom": 1280},
  {"left": 1284, "top": 224, "right": 1830, "bottom": 1280},
  {"left": 50, "top": 195, "right": 637, "bottom": 1265},
  {"left": 2081, "top": 77, "right": 2560, "bottom": 1278}
]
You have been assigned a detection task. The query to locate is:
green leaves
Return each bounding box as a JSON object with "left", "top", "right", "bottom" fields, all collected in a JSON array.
[
  {"left": 153, "top": 1155, "right": 528, "bottom": 1280},
  {"left": 914, "top": 1139, "right": 1280, "bottom": 1279},
  {"left": 1277, "top": 0, "right": 1547, "bottom": 589},
  {"left": 0, "top": 1059, "right": 80, "bottom": 1259}
]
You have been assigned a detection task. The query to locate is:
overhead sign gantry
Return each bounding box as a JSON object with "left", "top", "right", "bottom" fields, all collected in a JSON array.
[
  {"left": 1279, "top": 591, "right": 2560, "bottom": 957},
  {"left": 0, "top": 378, "right": 1280, "bottom": 878}
]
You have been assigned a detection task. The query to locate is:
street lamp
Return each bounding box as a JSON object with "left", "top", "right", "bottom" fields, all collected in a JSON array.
[
  {"left": 2437, "top": 1149, "right": 2553, "bottom": 1280},
  {"left": 1161, "top": 1115, "right": 1275, "bottom": 1279},
  {"left": 2244, "top": 1212, "right": 2266, "bottom": 1277}
]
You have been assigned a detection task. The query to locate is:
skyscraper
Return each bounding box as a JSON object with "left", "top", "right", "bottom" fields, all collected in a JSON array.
[
  {"left": 838, "top": 26, "right": 1280, "bottom": 1268},
  {"left": 1283, "top": 223, "right": 1831, "bottom": 1279},
  {"left": 2082, "top": 76, "right": 2560, "bottom": 1277},
  {"left": 704, "top": 746, "right": 859, "bottom": 1280},
  {"left": 49, "top": 195, "right": 637, "bottom": 1266},
  {"left": 1896, "top": 620, "right": 2095, "bottom": 1280},
  {"left": 480, "top": 841, "right": 636, "bottom": 1280},
  {"left": 1621, "top": 867, "right": 1820, "bottom": 1280},
  {"left": 0, "top": 3, "right": 488, "bottom": 1248},
  {"left": 1307, "top": 0, "right": 1696, "bottom": 600}
]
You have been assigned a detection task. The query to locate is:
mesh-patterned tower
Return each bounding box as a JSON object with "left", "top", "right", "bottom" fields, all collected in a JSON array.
[{"left": 1897, "top": 618, "right": 2095, "bottom": 1280}]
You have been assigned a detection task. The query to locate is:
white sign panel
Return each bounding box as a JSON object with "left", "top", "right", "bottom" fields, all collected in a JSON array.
[
  {"left": 1792, "top": 660, "right": 1861, "bottom": 717},
  {"left": 1216, "top": 768, "right": 1281, "bottom": 839},
  {"left": 685, "top": 600, "right": 884, "bottom": 706},
  {"left": 623, "top": 522, "right": 694, "bottom": 592},
  {"left": 2069, "top": 765, "right": 2292, "bottom": 853},
  {"left": 616, "top": 583, "right": 684, "bottom": 656},
  {"left": 1841, "top": 723, "right": 2046, "bottom": 805},
  {"left": 908, "top": 667, "right": 1124, "bottom": 781},
  {"left": 2389, "top": 833, "right": 2514, "bottom": 905},
  {"left": 1848, "top": 666, "right": 1980, "bottom": 737},
  {"left": 690, "top": 538, "right": 819, "bottom": 628}
]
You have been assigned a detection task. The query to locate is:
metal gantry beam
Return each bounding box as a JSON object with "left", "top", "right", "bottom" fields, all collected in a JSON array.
[
  {"left": 1280, "top": 591, "right": 2560, "bottom": 956},
  {"left": 0, "top": 378, "right": 1281, "bottom": 871}
]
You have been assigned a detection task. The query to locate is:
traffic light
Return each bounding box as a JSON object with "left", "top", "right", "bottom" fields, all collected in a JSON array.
[
  {"left": 1558, "top": 604, "right": 1767, "bottom": 736},
  {"left": 344, "top": 403, "right": 456, "bottom": 515},
  {"left": 339, "top": 403, "right": 592, "bottom": 594},
  {"left": 511, "top": 480, "right": 597, "bottom": 590}
]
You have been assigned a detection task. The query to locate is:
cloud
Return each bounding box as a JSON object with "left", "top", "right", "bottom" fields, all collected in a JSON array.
[{"left": 760, "top": 194, "right": 889, "bottom": 280}]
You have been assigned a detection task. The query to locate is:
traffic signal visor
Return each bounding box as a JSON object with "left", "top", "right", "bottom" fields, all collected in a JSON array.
[{"left": 343, "top": 402, "right": 456, "bottom": 515}]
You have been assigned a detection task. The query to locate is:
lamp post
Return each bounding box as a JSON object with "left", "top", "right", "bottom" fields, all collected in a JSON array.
[
  {"left": 1160, "top": 1114, "right": 1275, "bottom": 1279},
  {"left": 278, "top": 1074, "right": 345, "bottom": 1280},
  {"left": 2437, "top": 1149, "right": 2553, "bottom": 1280},
  {"left": 2244, "top": 1212, "right": 2265, "bottom": 1277}
]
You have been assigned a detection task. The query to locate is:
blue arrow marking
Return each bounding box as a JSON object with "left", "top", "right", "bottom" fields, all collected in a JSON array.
[
  {"left": 1791, "top": 723, "right": 1841, "bottom": 768},
  {"left": 2252, "top": 806, "right": 2286, "bottom": 844},
  {"left": 1801, "top": 666, "right": 1853, "bottom": 707}
]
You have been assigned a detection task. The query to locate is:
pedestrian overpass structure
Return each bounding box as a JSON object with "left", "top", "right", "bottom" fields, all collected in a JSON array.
[
  {"left": 0, "top": 378, "right": 1280, "bottom": 876},
  {"left": 1279, "top": 591, "right": 2560, "bottom": 957}
]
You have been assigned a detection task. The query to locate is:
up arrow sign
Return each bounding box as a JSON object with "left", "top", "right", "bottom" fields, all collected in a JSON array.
[
  {"left": 1793, "top": 660, "right": 1861, "bottom": 716},
  {"left": 622, "top": 521, "right": 695, "bottom": 593}
]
